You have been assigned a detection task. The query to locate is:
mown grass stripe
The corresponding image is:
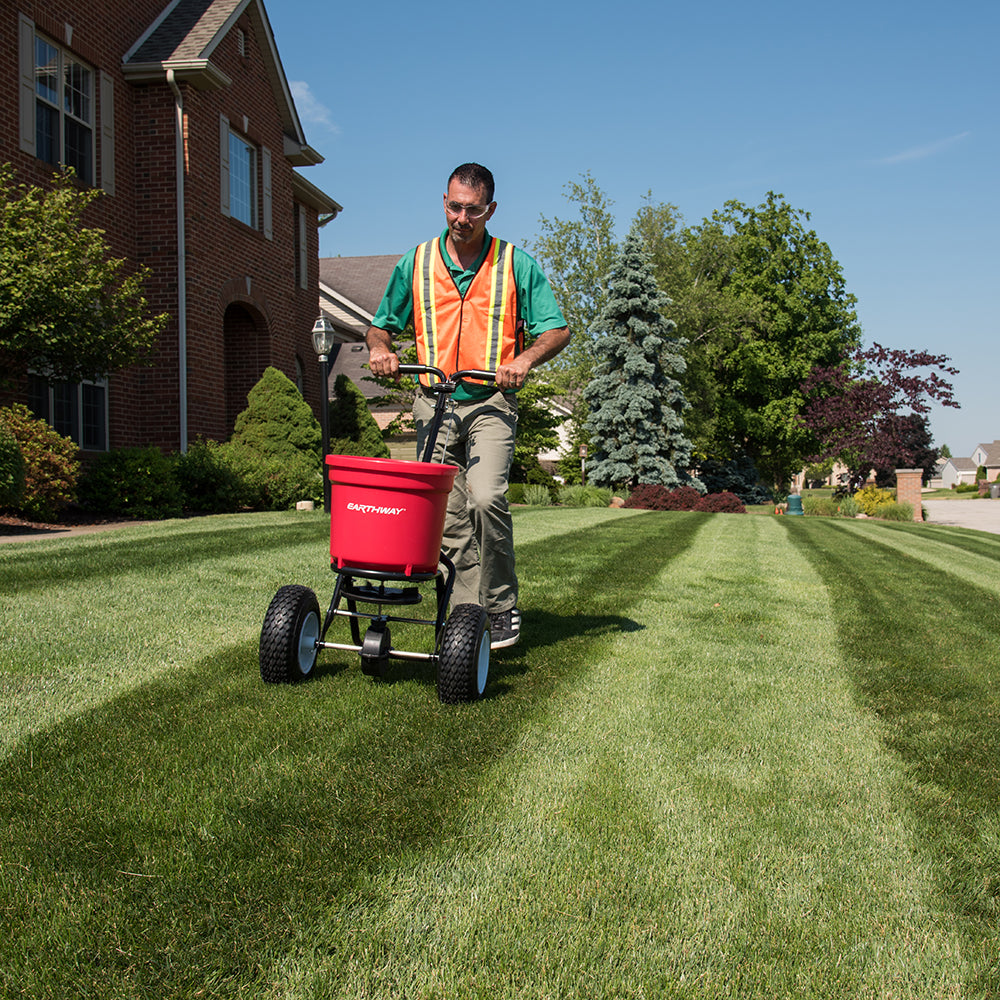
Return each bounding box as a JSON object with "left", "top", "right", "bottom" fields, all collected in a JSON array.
[
  {"left": 0, "top": 511, "right": 696, "bottom": 998},
  {"left": 278, "top": 516, "right": 967, "bottom": 999},
  {"left": 786, "top": 517, "right": 1000, "bottom": 997}
]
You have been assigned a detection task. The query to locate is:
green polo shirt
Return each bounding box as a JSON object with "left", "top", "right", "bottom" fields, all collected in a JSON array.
[{"left": 372, "top": 230, "right": 566, "bottom": 400}]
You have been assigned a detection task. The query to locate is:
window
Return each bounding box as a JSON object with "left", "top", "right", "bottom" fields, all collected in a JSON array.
[
  {"left": 228, "top": 131, "right": 256, "bottom": 227},
  {"left": 32, "top": 34, "right": 95, "bottom": 185},
  {"left": 219, "top": 114, "right": 271, "bottom": 236},
  {"left": 28, "top": 375, "right": 108, "bottom": 451}
]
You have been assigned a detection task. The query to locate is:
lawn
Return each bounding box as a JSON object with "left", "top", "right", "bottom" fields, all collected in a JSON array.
[{"left": 2, "top": 508, "right": 999, "bottom": 998}]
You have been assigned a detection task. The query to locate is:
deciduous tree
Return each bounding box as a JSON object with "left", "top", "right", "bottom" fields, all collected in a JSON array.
[
  {"left": 800, "top": 343, "right": 958, "bottom": 490},
  {"left": 0, "top": 165, "right": 166, "bottom": 388}
]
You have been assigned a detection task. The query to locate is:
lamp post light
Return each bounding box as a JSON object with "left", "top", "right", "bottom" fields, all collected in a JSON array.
[{"left": 311, "top": 315, "right": 336, "bottom": 513}]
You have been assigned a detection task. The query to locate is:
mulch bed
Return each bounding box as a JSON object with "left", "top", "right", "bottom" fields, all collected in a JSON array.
[{"left": 0, "top": 508, "right": 128, "bottom": 538}]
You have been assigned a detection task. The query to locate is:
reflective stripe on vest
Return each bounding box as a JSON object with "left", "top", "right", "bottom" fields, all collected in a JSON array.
[{"left": 412, "top": 237, "right": 519, "bottom": 387}]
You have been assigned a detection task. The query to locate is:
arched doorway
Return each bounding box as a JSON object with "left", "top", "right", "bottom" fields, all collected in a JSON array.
[{"left": 222, "top": 302, "right": 269, "bottom": 435}]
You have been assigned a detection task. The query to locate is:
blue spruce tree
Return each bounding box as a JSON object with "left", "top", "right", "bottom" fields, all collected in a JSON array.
[{"left": 583, "top": 230, "right": 699, "bottom": 489}]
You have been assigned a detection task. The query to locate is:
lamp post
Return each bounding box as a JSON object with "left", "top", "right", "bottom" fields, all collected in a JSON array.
[{"left": 311, "top": 315, "right": 336, "bottom": 513}]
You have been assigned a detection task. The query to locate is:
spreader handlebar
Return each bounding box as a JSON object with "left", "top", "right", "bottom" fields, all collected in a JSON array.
[{"left": 397, "top": 364, "right": 497, "bottom": 387}]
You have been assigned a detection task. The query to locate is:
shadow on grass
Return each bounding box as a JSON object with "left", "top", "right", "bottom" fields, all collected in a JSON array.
[
  {"left": 785, "top": 518, "right": 1000, "bottom": 995},
  {"left": 0, "top": 513, "right": 698, "bottom": 998},
  {"left": 2, "top": 516, "right": 330, "bottom": 594}
]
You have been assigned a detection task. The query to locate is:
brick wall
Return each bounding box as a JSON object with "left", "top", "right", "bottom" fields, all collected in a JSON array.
[
  {"left": 2, "top": 2, "right": 330, "bottom": 453},
  {"left": 895, "top": 469, "right": 924, "bottom": 522}
]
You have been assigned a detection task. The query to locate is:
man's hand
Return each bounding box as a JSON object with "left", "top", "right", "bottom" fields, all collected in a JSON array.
[
  {"left": 366, "top": 326, "right": 400, "bottom": 379},
  {"left": 494, "top": 356, "right": 532, "bottom": 391},
  {"left": 495, "top": 326, "right": 571, "bottom": 391}
]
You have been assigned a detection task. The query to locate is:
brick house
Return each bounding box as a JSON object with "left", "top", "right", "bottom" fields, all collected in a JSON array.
[{"left": 2, "top": 0, "right": 341, "bottom": 453}]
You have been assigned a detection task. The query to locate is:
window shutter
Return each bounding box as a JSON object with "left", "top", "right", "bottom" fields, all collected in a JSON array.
[
  {"left": 18, "top": 14, "right": 36, "bottom": 155},
  {"left": 261, "top": 146, "right": 272, "bottom": 240},
  {"left": 298, "top": 205, "right": 308, "bottom": 289},
  {"left": 100, "top": 72, "right": 115, "bottom": 195},
  {"left": 219, "top": 114, "right": 230, "bottom": 215}
]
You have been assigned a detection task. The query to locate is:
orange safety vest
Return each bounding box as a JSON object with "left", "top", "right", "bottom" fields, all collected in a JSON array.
[{"left": 412, "top": 237, "right": 521, "bottom": 387}]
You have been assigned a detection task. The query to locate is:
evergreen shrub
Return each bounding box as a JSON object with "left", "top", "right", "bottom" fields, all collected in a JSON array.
[
  {"left": 0, "top": 403, "right": 79, "bottom": 521},
  {"left": 174, "top": 439, "right": 243, "bottom": 513},
  {"left": 328, "top": 374, "right": 390, "bottom": 459},
  {"left": 0, "top": 422, "right": 26, "bottom": 509},
  {"left": 230, "top": 366, "right": 322, "bottom": 459},
  {"left": 78, "top": 446, "right": 182, "bottom": 520},
  {"left": 694, "top": 491, "right": 746, "bottom": 514},
  {"left": 507, "top": 483, "right": 525, "bottom": 505}
]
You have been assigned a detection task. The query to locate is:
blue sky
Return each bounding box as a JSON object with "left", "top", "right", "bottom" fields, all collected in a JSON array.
[{"left": 268, "top": 0, "right": 997, "bottom": 456}]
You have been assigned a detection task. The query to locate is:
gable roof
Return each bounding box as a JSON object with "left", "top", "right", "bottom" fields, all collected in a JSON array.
[
  {"left": 973, "top": 440, "right": 1000, "bottom": 464},
  {"left": 123, "top": 0, "right": 322, "bottom": 165},
  {"left": 319, "top": 256, "right": 401, "bottom": 316},
  {"left": 944, "top": 456, "right": 977, "bottom": 473},
  {"left": 318, "top": 255, "right": 402, "bottom": 340}
]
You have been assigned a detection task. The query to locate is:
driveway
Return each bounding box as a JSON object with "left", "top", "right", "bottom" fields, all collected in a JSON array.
[{"left": 922, "top": 498, "right": 1000, "bottom": 535}]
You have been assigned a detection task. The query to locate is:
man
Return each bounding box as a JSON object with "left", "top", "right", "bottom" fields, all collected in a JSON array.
[{"left": 366, "top": 163, "right": 570, "bottom": 649}]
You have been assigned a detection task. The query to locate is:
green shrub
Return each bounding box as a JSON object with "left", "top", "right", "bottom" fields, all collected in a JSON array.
[
  {"left": 507, "top": 483, "right": 525, "bottom": 505},
  {"left": 838, "top": 496, "right": 860, "bottom": 517},
  {"left": 217, "top": 444, "right": 322, "bottom": 511},
  {"left": 230, "top": 366, "right": 322, "bottom": 460},
  {"left": 78, "top": 446, "right": 182, "bottom": 519},
  {"left": 0, "top": 421, "right": 26, "bottom": 509},
  {"left": 853, "top": 485, "right": 894, "bottom": 516},
  {"left": 874, "top": 501, "right": 914, "bottom": 522},
  {"left": 954, "top": 483, "right": 978, "bottom": 494},
  {"left": 522, "top": 484, "right": 552, "bottom": 506},
  {"left": 174, "top": 439, "right": 243, "bottom": 513},
  {"left": 0, "top": 403, "right": 79, "bottom": 521},
  {"left": 328, "top": 374, "right": 390, "bottom": 459},
  {"left": 558, "top": 484, "right": 612, "bottom": 508},
  {"left": 803, "top": 496, "right": 838, "bottom": 517}
]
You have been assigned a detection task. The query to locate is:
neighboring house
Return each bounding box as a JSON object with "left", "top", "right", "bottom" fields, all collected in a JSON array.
[
  {"left": 971, "top": 441, "right": 1000, "bottom": 480},
  {"left": 318, "top": 254, "right": 400, "bottom": 345},
  {"left": 2, "top": 0, "right": 341, "bottom": 453},
  {"left": 937, "top": 456, "right": 978, "bottom": 489}
]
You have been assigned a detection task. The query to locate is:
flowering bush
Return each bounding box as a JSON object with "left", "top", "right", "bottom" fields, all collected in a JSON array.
[
  {"left": 694, "top": 491, "right": 746, "bottom": 513},
  {"left": 853, "top": 485, "right": 893, "bottom": 516},
  {"left": 0, "top": 404, "right": 79, "bottom": 521}
]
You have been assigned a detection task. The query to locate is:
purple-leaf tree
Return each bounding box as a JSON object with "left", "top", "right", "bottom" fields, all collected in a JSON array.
[{"left": 800, "top": 343, "right": 959, "bottom": 490}]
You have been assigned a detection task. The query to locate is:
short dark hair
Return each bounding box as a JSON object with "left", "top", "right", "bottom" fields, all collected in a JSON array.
[{"left": 448, "top": 163, "right": 495, "bottom": 203}]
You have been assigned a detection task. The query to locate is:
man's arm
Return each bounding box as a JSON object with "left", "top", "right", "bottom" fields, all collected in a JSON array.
[
  {"left": 366, "top": 325, "right": 400, "bottom": 379},
  {"left": 495, "top": 326, "right": 571, "bottom": 391}
]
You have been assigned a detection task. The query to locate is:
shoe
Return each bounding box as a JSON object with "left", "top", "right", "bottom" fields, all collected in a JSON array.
[{"left": 489, "top": 607, "right": 520, "bottom": 649}]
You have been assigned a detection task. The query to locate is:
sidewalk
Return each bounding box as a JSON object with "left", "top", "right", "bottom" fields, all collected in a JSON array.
[{"left": 922, "top": 499, "right": 1000, "bottom": 535}]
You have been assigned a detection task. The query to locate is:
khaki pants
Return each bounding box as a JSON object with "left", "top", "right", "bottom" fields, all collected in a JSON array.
[{"left": 413, "top": 390, "right": 518, "bottom": 612}]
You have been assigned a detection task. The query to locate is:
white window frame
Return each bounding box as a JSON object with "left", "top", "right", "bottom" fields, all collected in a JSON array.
[
  {"left": 28, "top": 374, "right": 109, "bottom": 452},
  {"left": 20, "top": 20, "right": 96, "bottom": 186},
  {"left": 219, "top": 114, "right": 270, "bottom": 236},
  {"left": 228, "top": 131, "right": 257, "bottom": 228}
]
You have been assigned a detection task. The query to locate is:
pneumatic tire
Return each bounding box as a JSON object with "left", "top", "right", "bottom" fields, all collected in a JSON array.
[
  {"left": 437, "top": 603, "right": 490, "bottom": 704},
  {"left": 259, "top": 585, "right": 321, "bottom": 683}
]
